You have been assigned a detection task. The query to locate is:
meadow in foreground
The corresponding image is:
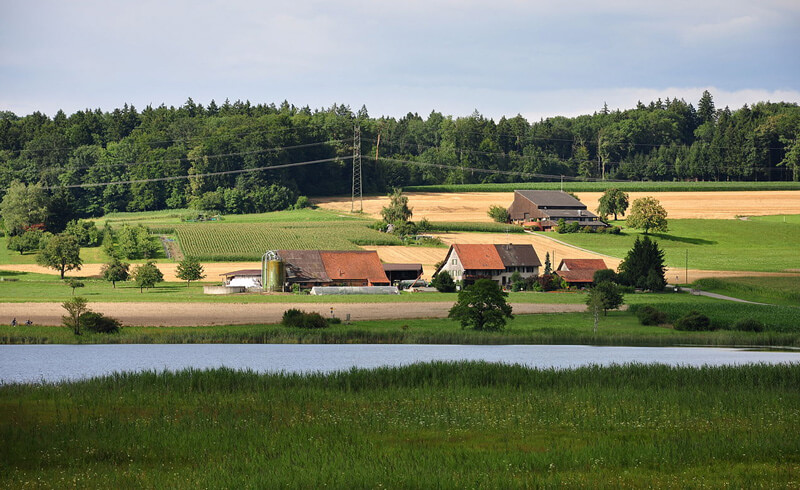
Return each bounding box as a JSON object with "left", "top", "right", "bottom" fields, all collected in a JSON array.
[{"left": 2, "top": 363, "right": 799, "bottom": 488}]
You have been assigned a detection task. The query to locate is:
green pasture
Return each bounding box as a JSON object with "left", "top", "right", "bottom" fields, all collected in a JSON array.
[
  {"left": 404, "top": 181, "right": 800, "bottom": 193},
  {"left": 0, "top": 237, "right": 110, "bottom": 265},
  {"left": 539, "top": 218, "right": 800, "bottom": 272},
  {"left": 0, "top": 269, "right": 588, "bottom": 304},
  {"left": 692, "top": 276, "right": 800, "bottom": 307},
  {"left": 2, "top": 363, "right": 799, "bottom": 488}
]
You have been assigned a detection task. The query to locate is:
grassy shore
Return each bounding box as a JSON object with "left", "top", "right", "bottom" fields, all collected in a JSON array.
[
  {"left": 2, "top": 362, "right": 799, "bottom": 488},
  {"left": 4, "top": 303, "right": 799, "bottom": 347}
]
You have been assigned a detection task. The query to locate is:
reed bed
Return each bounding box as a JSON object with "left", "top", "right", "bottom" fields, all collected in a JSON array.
[{"left": 2, "top": 362, "right": 799, "bottom": 488}]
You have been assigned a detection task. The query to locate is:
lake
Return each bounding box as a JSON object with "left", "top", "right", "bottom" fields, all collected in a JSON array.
[{"left": 2, "top": 344, "right": 800, "bottom": 384}]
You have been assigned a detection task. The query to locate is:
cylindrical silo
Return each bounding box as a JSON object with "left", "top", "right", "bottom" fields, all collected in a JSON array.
[{"left": 265, "top": 259, "right": 285, "bottom": 292}]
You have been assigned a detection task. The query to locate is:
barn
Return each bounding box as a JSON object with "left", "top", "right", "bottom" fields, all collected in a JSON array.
[{"left": 507, "top": 190, "right": 606, "bottom": 230}]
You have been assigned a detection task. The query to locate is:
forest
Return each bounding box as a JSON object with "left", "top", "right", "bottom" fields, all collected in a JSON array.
[{"left": 0, "top": 91, "right": 798, "bottom": 230}]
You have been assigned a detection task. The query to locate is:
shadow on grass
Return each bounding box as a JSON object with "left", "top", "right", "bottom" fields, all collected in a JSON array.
[{"left": 650, "top": 233, "right": 716, "bottom": 245}]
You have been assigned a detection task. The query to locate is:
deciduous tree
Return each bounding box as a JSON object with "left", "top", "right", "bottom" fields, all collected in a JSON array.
[
  {"left": 0, "top": 181, "right": 48, "bottom": 236},
  {"left": 176, "top": 256, "right": 205, "bottom": 287},
  {"left": 101, "top": 258, "right": 130, "bottom": 288},
  {"left": 132, "top": 261, "right": 164, "bottom": 292},
  {"left": 448, "top": 279, "right": 513, "bottom": 331},
  {"left": 36, "top": 234, "right": 82, "bottom": 279},
  {"left": 380, "top": 188, "right": 412, "bottom": 223},
  {"left": 61, "top": 296, "right": 88, "bottom": 335},
  {"left": 597, "top": 188, "right": 629, "bottom": 220},
  {"left": 627, "top": 197, "right": 668, "bottom": 234}
]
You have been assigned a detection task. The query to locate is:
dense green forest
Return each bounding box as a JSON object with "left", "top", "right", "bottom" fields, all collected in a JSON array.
[{"left": 1, "top": 91, "right": 798, "bottom": 230}]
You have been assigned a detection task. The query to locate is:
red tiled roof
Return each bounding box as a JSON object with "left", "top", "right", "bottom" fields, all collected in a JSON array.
[
  {"left": 320, "top": 251, "right": 390, "bottom": 285},
  {"left": 453, "top": 244, "right": 505, "bottom": 270},
  {"left": 558, "top": 259, "right": 607, "bottom": 271},
  {"left": 557, "top": 270, "right": 597, "bottom": 283}
]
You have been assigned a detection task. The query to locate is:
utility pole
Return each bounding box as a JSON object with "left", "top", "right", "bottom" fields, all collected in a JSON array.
[
  {"left": 685, "top": 249, "right": 688, "bottom": 284},
  {"left": 351, "top": 123, "right": 362, "bottom": 213}
]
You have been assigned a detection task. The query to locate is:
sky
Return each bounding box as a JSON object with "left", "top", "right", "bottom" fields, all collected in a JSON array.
[{"left": 1, "top": 0, "right": 799, "bottom": 121}]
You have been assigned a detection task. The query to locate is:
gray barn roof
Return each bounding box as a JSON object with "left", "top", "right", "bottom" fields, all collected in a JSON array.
[
  {"left": 515, "top": 190, "right": 586, "bottom": 208},
  {"left": 494, "top": 244, "right": 542, "bottom": 267}
]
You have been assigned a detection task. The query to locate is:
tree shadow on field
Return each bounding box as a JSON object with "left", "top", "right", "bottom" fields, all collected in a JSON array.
[{"left": 650, "top": 232, "right": 716, "bottom": 245}]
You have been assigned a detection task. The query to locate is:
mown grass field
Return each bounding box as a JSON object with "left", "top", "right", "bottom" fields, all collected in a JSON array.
[
  {"left": 540, "top": 218, "right": 800, "bottom": 272},
  {"left": 2, "top": 363, "right": 799, "bottom": 488},
  {"left": 405, "top": 181, "right": 800, "bottom": 192},
  {"left": 693, "top": 276, "right": 800, "bottom": 307}
]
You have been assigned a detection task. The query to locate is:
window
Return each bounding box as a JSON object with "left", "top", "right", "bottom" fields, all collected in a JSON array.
[{"left": 452, "top": 259, "right": 457, "bottom": 265}]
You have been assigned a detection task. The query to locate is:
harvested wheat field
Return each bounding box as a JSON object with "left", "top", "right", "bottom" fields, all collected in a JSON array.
[{"left": 316, "top": 191, "right": 800, "bottom": 221}]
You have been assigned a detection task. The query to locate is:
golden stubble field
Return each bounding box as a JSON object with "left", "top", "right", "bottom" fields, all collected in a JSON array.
[{"left": 316, "top": 190, "right": 800, "bottom": 221}]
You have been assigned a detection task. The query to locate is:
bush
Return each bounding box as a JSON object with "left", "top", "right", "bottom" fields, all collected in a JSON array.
[
  {"left": 674, "top": 310, "right": 714, "bottom": 331},
  {"left": 487, "top": 205, "right": 510, "bottom": 223},
  {"left": 732, "top": 318, "right": 765, "bottom": 332},
  {"left": 80, "top": 312, "right": 122, "bottom": 334},
  {"left": 282, "top": 309, "right": 329, "bottom": 329},
  {"left": 593, "top": 269, "right": 618, "bottom": 284},
  {"left": 609, "top": 226, "right": 621, "bottom": 235},
  {"left": 431, "top": 270, "right": 456, "bottom": 293},
  {"left": 636, "top": 305, "right": 667, "bottom": 326},
  {"left": 327, "top": 317, "right": 342, "bottom": 325}
]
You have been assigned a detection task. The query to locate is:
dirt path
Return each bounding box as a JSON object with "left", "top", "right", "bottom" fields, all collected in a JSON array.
[
  {"left": 0, "top": 302, "right": 588, "bottom": 327},
  {"left": 315, "top": 190, "right": 800, "bottom": 221}
]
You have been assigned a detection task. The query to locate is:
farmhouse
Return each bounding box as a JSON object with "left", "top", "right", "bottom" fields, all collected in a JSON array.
[
  {"left": 556, "top": 258, "right": 608, "bottom": 288},
  {"left": 435, "top": 243, "right": 541, "bottom": 287},
  {"left": 507, "top": 190, "right": 606, "bottom": 230}
]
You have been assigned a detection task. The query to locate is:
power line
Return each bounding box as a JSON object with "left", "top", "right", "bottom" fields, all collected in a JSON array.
[
  {"left": 40, "top": 156, "right": 353, "bottom": 191},
  {"left": 41, "top": 139, "right": 346, "bottom": 173},
  {"left": 368, "top": 156, "right": 629, "bottom": 183}
]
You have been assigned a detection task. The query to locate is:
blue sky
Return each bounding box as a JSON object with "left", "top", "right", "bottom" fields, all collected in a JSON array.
[{"left": 1, "top": 0, "right": 798, "bottom": 120}]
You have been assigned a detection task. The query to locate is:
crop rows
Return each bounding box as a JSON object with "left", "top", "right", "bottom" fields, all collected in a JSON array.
[{"left": 175, "top": 222, "right": 401, "bottom": 260}]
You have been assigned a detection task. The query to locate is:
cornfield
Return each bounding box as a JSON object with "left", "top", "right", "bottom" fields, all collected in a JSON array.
[{"left": 175, "top": 222, "right": 401, "bottom": 260}]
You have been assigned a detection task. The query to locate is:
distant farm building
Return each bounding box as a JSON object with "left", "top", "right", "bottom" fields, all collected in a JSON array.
[
  {"left": 435, "top": 243, "right": 541, "bottom": 287},
  {"left": 507, "top": 190, "right": 606, "bottom": 230},
  {"left": 556, "top": 258, "right": 608, "bottom": 288},
  {"left": 382, "top": 263, "right": 424, "bottom": 285},
  {"left": 220, "top": 269, "right": 262, "bottom": 289}
]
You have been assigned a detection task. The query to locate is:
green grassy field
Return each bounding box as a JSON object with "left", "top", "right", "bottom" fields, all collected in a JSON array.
[
  {"left": 693, "top": 276, "right": 800, "bottom": 307},
  {"left": 2, "top": 363, "right": 799, "bottom": 488},
  {"left": 0, "top": 237, "right": 110, "bottom": 265},
  {"left": 404, "top": 181, "right": 800, "bottom": 192},
  {"left": 539, "top": 218, "right": 800, "bottom": 272},
  {"left": 96, "top": 207, "right": 369, "bottom": 228}
]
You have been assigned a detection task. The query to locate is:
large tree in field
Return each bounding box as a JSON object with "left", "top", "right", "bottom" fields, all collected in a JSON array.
[
  {"left": 36, "top": 234, "right": 82, "bottom": 279},
  {"left": 176, "top": 256, "right": 205, "bottom": 287},
  {"left": 132, "top": 261, "right": 164, "bottom": 292},
  {"left": 380, "top": 188, "right": 412, "bottom": 223},
  {"left": 448, "top": 279, "right": 513, "bottom": 331},
  {"left": 597, "top": 188, "right": 629, "bottom": 221},
  {"left": 0, "top": 181, "right": 48, "bottom": 236},
  {"left": 617, "top": 236, "right": 667, "bottom": 290},
  {"left": 100, "top": 258, "right": 130, "bottom": 288},
  {"left": 626, "top": 197, "right": 668, "bottom": 234}
]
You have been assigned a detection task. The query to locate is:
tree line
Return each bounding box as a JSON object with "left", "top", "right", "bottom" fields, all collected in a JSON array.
[{"left": 0, "top": 91, "right": 798, "bottom": 230}]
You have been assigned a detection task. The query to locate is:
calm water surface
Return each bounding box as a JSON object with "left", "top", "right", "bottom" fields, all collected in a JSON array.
[{"left": 2, "top": 344, "right": 799, "bottom": 384}]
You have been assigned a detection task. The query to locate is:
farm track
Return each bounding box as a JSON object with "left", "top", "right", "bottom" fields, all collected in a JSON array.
[{"left": 0, "top": 301, "right": 589, "bottom": 327}]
